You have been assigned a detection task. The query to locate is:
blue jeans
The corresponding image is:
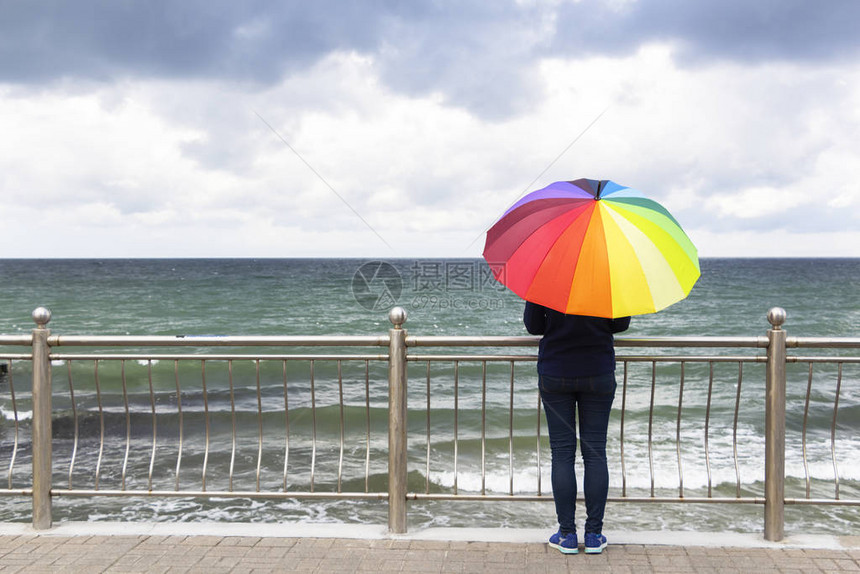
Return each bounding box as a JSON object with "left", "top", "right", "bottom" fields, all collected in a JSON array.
[{"left": 539, "top": 372, "right": 616, "bottom": 535}]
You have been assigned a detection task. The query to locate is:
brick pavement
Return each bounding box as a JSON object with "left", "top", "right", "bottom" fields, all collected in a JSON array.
[{"left": 1, "top": 532, "right": 860, "bottom": 573}]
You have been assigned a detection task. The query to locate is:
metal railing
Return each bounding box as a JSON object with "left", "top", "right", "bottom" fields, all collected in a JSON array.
[{"left": 0, "top": 306, "right": 858, "bottom": 541}]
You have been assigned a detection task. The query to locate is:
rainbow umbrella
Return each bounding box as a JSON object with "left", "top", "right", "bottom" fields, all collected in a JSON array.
[{"left": 483, "top": 178, "right": 700, "bottom": 318}]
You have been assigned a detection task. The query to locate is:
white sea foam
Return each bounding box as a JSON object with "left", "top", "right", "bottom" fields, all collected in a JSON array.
[
  {"left": 430, "top": 467, "right": 544, "bottom": 494},
  {"left": 0, "top": 405, "right": 31, "bottom": 421}
]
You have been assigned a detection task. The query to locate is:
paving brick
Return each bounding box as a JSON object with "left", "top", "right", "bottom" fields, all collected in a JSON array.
[
  {"left": 179, "top": 536, "right": 222, "bottom": 547},
  {"left": 439, "top": 561, "right": 466, "bottom": 573},
  {"left": 316, "top": 557, "right": 358, "bottom": 572},
  {"left": 404, "top": 549, "right": 448, "bottom": 562},
  {"left": 411, "top": 540, "right": 453, "bottom": 551},
  {"left": 405, "top": 561, "right": 444, "bottom": 573},
  {"left": 807, "top": 549, "right": 849, "bottom": 558},
  {"left": 815, "top": 558, "right": 842, "bottom": 570},
  {"left": 294, "top": 557, "right": 324, "bottom": 570},
  {"left": 251, "top": 545, "right": 293, "bottom": 560},
  {"left": 255, "top": 537, "right": 298, "bottom": 548},
  {"left": 185, "top": 567, "right": 232, "bottom": 574},
  {"left": 647, "top": 545, "right": 688, "bottom": 555},
  {"left": 152, "top": 554, "right": 204, "bottom": 567},
  {"left": 216, "top": 536, "right": 260, "bottom": 547}
]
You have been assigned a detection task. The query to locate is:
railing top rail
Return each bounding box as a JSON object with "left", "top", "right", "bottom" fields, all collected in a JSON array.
[
  {"left": 25, "top": 334, "right": 860, "bottom": 351},
  {"left": 48, "top": 335, "right": 389, "bottom": 348},
  {"left": 407, "top": 354, "right": 537, "bottom": 361},
  {"left": 789, "top": 337, "right": 860, "bottom": 349},
  {"left": 407, "top": 335, "right": 767, "bottom": 348},
  {"left": 404, "top": 353, "right": 767, "bottom": 363},
  {"left": 618, "top": 354, "right": 767, "bottom": 363},
  {"left": 407, "top": 336, "right": 540, "bottom": 347},
  {"left": 788, "top": 356, "right": 860, "bottom": 364},
  {"left": 0, "top": 335, "right": 33, "bottom": 346},
  {"left": 50, "top": 353, "right": 389, "bottom": 361},
  {"left": 618, "top": 336, "right": 767, "bottom": 348}
]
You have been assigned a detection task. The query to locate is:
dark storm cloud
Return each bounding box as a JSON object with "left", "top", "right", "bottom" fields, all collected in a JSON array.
[
  {"left": 0, "top": 0, "right": 390, "bottom": 83},
  {"left": 2, "top": 1, "right": 859, "bottom": 115},
  {"left": 550, "top": 0, "right": 860, "bottom": 64}
]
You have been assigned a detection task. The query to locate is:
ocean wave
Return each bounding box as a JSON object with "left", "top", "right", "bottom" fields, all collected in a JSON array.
[{"left": 0, "top": 405, "right": 31, "bottom": 421}]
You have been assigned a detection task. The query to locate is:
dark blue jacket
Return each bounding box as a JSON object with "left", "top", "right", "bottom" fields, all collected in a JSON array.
[{"left": 523, "top": 302, "right": 630, "bottom": 377}]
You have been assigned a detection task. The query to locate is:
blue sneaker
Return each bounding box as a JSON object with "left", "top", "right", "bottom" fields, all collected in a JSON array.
[
  {"left": 548, "top": 530, "right": 578, "bottom": 554},
  {"left": 584, "top": 532, "right": 607, "bottom": 554}
]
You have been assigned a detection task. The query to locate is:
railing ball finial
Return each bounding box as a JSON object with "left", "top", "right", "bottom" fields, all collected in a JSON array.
[
  {"left": 388, "top": 306, "right": 407, "bottom": 329},
  {"left": 767, "top": 307, "right": 786, "bottom": 330},
  {"left": 32, "top": 307, "right": 52, "bottom": 328}
]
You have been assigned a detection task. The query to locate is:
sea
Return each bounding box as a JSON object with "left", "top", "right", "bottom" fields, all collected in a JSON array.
[{"left": 0, "top": 258, "right": 858, "bottom": 535}]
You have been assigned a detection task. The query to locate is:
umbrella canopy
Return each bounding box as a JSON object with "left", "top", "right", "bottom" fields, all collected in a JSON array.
[{"left": 483, "top": 178, "right": 700, "bottom": 318}]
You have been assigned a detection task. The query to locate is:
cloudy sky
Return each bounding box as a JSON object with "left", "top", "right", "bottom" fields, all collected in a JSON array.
[{"left": 2, "top": 0, "right": 859, "bottom": 258}]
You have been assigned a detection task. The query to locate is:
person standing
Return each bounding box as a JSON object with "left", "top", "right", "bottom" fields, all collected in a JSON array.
[{"left": 523, "top": 301, "right": 630, "bottom": 555}]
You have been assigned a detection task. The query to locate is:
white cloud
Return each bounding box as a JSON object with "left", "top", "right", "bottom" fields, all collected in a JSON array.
[
  {"left": 1, "top": 39, "right": 859, "bottom": 258},
  {"left": 689, "top": 229, "right": 860, "bottom": 258},
  {"left": 704, "top": 187, "right": 807, "bottom": 219}
]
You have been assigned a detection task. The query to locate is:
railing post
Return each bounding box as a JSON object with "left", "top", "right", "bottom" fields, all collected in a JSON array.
[
  {"left": 764, "top": 307, "right": 787, "bottom": 541},
  {"left": 31, "top": 307, "right": 53, "bottom": 530},
  {"left": 387, "top": 306, "right": 408, "bottom": 534}
]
